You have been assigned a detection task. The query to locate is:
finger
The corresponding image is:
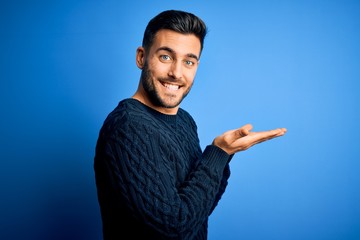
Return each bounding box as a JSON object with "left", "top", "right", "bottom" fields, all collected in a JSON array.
[
  {"left": 232, "top": 124, "right": 253, "bottom": 140},
  {"left": 240, "top": 124, "right": 253, "bottom": 136},
  {"left": 273, "top": 128, "right": 287, "bottom": 136},
  {"left": 265, "top": 128, "right": 287, "bottom": 138},
  {"left": 248, "top": 128, "right": 286, "bottom": 144}
]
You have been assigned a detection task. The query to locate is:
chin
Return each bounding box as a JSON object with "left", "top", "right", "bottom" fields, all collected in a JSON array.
[{"left": 159, "top": 96, "right": 183, "bottom": 109}]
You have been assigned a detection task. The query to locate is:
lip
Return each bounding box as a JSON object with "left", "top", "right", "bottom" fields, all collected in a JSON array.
[{"left": 160, "top": 81, "right": 182, "bottom": 91}]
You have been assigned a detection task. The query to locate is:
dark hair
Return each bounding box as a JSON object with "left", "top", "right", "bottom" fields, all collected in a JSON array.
[{"left": 142, "top": 10, "right": 208, "bottom": 54}]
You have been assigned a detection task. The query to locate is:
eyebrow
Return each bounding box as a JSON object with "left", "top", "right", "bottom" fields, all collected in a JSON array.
[{"left": 156, "top": 46, "right": 199, "bottom": 61}]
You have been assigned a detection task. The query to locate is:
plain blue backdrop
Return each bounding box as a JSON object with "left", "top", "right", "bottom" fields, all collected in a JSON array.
[{"left": 1, "top": 1, "right": 360, "bottom": 239}]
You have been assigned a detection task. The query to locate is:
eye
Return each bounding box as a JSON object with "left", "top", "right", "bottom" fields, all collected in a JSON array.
[
  {"left": 160, "top": 55, "right": 171, "bottom": 61},
  {"left": 184, "top": 60, "right": 195, "bottom": 66}
]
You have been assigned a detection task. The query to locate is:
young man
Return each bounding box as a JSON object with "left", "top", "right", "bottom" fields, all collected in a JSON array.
[{"left": 94, "top": 10, "right": 286, "bottom": 240}]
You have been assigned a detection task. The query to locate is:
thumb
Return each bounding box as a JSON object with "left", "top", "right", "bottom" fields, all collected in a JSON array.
[
  {"left": 232, "top": 124, "right": 252, "bottom": 138},
  {"left": 240, "top": 124, "right": 253, "bottom": 136}
]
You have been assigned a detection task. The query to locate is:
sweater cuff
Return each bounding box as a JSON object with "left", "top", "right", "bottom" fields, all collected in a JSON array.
[{"left": 202, "top": 145, "right": 231, "bottom": 171}]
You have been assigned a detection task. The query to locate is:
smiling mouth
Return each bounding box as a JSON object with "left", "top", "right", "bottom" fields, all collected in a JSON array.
[{"left": 161, "top": 82, "right": 180, "bottom": 91}]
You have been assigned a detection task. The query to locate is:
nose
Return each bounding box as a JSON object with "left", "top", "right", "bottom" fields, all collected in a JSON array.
[{"left": 168, "top": 61, "right": 182, "bottom": 79}]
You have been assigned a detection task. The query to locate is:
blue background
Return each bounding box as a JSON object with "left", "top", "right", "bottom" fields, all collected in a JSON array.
[{"left": 1, "top": 1, "right": 360, "bottom": 239}]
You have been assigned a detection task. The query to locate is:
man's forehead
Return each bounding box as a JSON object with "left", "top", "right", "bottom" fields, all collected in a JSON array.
[{"left": 152, "top": 29, "right": 201, "bottom": 57}]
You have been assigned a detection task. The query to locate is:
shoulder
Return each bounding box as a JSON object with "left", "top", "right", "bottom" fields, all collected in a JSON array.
[
  {"left": 100, "top": 99, "right": 152, "bottom": 136},
  {"left": 102, "top": 98, "right": 165, "bottom": 135}
]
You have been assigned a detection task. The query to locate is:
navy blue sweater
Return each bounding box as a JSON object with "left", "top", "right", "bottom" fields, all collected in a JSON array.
[{"left": 94, "top": 99, "right": 232, "bottom": 239}]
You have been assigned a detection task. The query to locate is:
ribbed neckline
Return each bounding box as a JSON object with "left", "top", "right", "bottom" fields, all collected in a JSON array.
[{"left": 124, "top": 98, "right": 178, "bottom": 124}]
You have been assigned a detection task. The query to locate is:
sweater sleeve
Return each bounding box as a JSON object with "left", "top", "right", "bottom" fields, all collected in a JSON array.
[
  {"left": 185, "top": 112, "right": 232, "bottom": 216},
  {"left": 208, "top": 154, "right": 232, "bottom": 215},
  {"left": 95, "top": 116, "right": 231, "bottom": 239}
]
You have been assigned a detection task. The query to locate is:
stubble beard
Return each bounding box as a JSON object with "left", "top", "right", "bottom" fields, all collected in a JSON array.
[{"left": 140, "top": 62, "right": 192, "bottom": 109}]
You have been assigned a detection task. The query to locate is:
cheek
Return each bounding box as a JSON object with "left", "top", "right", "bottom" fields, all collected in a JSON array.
[
  {"left": 149, "top": 62, "right": 169, "bottom": 77},
  {"left": 184, "top": 69, "right": 197, "bottom": 83}
]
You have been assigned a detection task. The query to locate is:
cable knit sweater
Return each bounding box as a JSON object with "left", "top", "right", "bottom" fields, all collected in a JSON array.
[{"left": 94, "top": 98, "right": 232, "bottom": 240}]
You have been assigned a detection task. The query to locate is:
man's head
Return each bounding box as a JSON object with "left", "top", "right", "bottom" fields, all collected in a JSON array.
[{"left": 133, "top": 10, "right": 207, "bottom": 115}]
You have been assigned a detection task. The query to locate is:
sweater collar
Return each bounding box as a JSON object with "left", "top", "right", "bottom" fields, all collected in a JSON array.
[{"left": 127, "top": 98, "right": 178, "bottom": 124}]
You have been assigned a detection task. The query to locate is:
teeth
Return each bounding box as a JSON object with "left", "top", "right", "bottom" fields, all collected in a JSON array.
[{"left": 163, "top": 83, "right": 179, "bottom": 90}]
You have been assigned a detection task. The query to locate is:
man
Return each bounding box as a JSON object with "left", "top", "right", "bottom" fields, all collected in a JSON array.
[{"left": 94, "top": 9, "right": 286, "bottom": 240}]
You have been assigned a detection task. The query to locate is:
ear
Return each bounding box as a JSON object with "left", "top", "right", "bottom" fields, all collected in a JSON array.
[{"left": 136, "top": 47, "right": 145, "bottom": 69}]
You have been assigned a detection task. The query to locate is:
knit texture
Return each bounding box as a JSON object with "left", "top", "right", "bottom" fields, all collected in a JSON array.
[{"left": 94, "top": 99, "right": 231, "bottom": 240}]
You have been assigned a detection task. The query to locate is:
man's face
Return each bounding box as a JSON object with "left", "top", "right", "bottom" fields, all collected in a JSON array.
[{"left": 139, "top": 29, "right": 201, "bottom": 113}]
